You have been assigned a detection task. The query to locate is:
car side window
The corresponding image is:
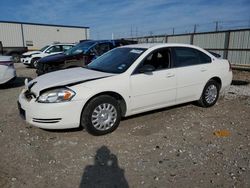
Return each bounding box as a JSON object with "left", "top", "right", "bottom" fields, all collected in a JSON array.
[
  {"left": 173, "top": 47, "right": 211, "bottom": 67},
  {"left": 62, "top": 45, "right": 72, "bottom": 51},
  {"left": 46, "top": 45, "right": 61, "bottom": 53},
  {"left": 137, "top": 48, "right": 171, "bottom": 72},
  {"left": 198, "top": 50, "right": 212, "bottom": 64}
]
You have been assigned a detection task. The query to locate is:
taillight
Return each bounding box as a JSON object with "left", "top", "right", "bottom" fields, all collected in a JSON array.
[
  {"left": 228, "top": 60, "right": 232, "bottom": 72},
  {"left": 0, "top": 61, "right": 14, "bottom": 67}
]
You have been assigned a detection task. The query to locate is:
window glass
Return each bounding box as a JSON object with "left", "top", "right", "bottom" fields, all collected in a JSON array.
[
  {"left": 199, "top": 51, "right": 212, "bottom": 63},
  {"left": 46, "top": 45, "right": 61, "bottom": 53},
  {"left": 173, "top": 47, "right": 199, "bottom": 67},
  {"left": 65, "top": 41, "right": 96, "bottom": 55},
  {"left": 40, "top": 45, "right": 49, "bottom": 52},
  {"left": 173, "top": 47, "right": 211, "bottom": 67},
  {"left": 137, "top": 48, "right": 171, "bottom": 72},
  {"left": 87, "top": 48, "right": 146, "bottom": 74},
  {"left": 92, "top": 43, "right": 111, "bottom": 56},
  {"left": 62, "top": 45, "right": 72, "bottom": 51}
]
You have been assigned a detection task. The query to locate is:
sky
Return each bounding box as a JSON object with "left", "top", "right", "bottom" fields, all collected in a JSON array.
[{"left": 0, "top": 0, "right": 249, "bottom": 39}]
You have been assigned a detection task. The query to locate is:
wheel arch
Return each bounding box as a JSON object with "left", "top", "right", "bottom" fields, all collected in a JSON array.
[
  {"left": 199, "top": 76, "right": 222, "bottom": 100},
  {"left": 209, "top": 76, "right": 222, "bottom": 90},
  {"left": 198, "top": 77, "right": 222, "bottom": 107},
  {"left": 82, "top": 91, "right": 127, "bottom": 117},
  {"left": 32, "top": 56, "right": 41, "bottom": 60}
]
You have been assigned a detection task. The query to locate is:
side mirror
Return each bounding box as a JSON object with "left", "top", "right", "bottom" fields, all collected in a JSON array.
[{"left": 139, "top": 64, "right": 155, "bottom": 73}]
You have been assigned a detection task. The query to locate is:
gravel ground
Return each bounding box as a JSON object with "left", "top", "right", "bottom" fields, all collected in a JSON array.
[{"left": 0, "top": 64, "right": 250, "bottom": 188}]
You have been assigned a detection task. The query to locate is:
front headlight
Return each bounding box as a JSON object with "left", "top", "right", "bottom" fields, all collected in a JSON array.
[{"left": 37, "top": 88, "right": 76, "bottom": 103}]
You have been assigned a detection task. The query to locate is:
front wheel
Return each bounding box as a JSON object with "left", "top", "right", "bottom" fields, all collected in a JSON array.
[
  {"left": 198, "top": 80, "right": 220, "bottom": 107},
  {"left": 81, "top": 95, "right": 121, "bottom": 135},
  {"left": 31, "top": 58, "right": 40, "bottom": 68}
]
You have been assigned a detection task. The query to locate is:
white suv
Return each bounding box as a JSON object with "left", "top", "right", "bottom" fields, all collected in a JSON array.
[{"left": 21, "top": 43, "right": 74, "bottom": 68}]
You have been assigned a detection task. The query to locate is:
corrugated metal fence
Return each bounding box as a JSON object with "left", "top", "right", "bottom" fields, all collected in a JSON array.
[{"left": 130, "top": 29, "right": 250, "bottom": 66}]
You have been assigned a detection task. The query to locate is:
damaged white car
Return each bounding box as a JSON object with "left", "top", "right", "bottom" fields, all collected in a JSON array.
[{"left": 18, "top": 43, "right": 232, "bottom": 135}]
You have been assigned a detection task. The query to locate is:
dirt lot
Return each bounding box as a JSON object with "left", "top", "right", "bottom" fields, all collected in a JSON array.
[{"left": 0, "top": 64, "right": 250, "bottom": 188}]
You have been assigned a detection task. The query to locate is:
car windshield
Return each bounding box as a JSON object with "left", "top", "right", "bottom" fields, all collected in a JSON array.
[
  {"left": 40, "top": 45, "right": 49, "bottom": 52},
  {"left": 64, "top": 41, "right": 96, "bottom": 56},
  {"left": 87, "top": 47, "right": 146, "bottom": 74}
]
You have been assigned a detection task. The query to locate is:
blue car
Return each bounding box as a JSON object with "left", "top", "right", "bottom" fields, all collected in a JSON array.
[{"left": 36, "top": 39, "right": 137, "bottom": 75}]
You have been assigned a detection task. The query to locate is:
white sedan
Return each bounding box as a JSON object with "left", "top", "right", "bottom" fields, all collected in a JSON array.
[
  {"left": 0, "top": 55, "right": 16, "bottom": 84},
  {"left": 21, "top": 43, "right": 74, "bottom": 68},
  {"left": 18, "top": 43, "right": 232, "bottom": 135}
]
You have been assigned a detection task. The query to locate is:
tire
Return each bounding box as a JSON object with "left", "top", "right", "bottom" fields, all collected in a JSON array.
[
  {"left": 31, "top": 58, "right": 40, "bottom": 68},
  {"left": 81, "top": 95, "right": 121, "bottom": 135},
  {"left": 198, "top": 80, "right": 220, "bottom": 107}
]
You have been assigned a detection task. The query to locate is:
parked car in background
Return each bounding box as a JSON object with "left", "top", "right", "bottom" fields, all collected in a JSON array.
[
  {"left": 18, "top": 43, "right": 232, "bottom": 135},
  {"left": 0, "top": 55, "right": 16, "bottom": 84},
  {"left": 36, "top": 39, "right": 137, "bottom": 75},
  {"left": 0, "top": 41, "right": 28, "bottom": 63},
  {"left": 21, "top": 43, "right": 74, "bottom": 68}
]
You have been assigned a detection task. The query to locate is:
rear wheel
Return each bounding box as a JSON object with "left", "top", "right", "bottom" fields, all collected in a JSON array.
[
  {"left": 198, "top": 80, "right": 220, "bottom": 107},
  {"left": 81, "top": 95, "right": 121, "bottom": 135}
]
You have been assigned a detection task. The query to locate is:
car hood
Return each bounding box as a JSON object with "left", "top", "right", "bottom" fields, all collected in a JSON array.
[
  {"left": 23, "top": 51, "right": 41, "bottom": 56},
  {"left": 28, "top": 67, "right": 115, "bottom": 95},
  {"left": 38, "top": 53, "right": 84, "bottom": 64}
]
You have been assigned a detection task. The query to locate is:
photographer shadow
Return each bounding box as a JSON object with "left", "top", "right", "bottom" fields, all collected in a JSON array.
[{"left": 79, "top": 146, "right": 129, "bottom": 188}]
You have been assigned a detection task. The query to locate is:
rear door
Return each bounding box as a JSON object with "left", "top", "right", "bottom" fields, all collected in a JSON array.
[
  {"left": 129, "top": 48, "right": 177, "bottom": 113},
  {"left": 172, "top": 47, "right": 212, "bottom": 104}
]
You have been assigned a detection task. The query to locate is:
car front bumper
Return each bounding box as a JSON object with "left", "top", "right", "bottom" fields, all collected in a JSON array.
[{"left": 18, "top": 90, "right": 85, "bottom": 129}]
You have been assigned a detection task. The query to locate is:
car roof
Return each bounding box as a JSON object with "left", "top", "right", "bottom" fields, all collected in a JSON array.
[
  {"left": 120, "top": 43, "right": 201, "bottom": 49},
  {"left": 49, "top": 43, "right": 74, "bottom": 46},
  {"left": 78, "top": 39, "right": 136, "bottom": 44},
  {"left": 79, "top": 40, "right": 112, "bottom": 44}
]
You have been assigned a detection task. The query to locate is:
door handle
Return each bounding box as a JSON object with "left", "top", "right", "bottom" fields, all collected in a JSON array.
[
  {"left": 166, "top": 73, "right": 175, "bottom": 78},
  {"left": 200, "top": 67, "right": 207, "bottom": 72}
]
